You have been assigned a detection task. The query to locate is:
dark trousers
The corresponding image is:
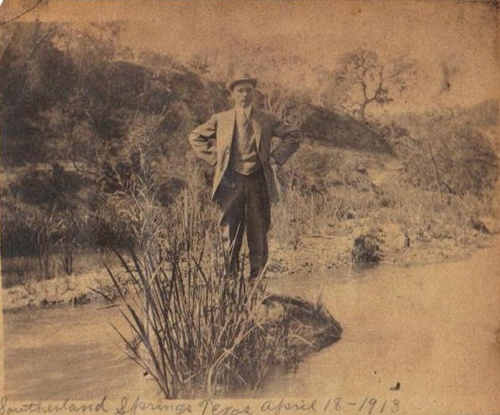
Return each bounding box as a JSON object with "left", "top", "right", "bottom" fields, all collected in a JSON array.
[{"left": 215, "top": 170, "right": 270, "bottom": 278}]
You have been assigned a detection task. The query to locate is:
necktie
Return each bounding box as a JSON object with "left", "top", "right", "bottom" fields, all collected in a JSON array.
[
  {"left": 239, "top": 111, "right": 251, "bottom": 137},
  {"left": 243, "top": 112, "right": 250, "bottom": 129}
]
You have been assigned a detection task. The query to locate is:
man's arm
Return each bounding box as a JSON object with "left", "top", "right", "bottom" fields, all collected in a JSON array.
[
  {"left": 188, "top": 114, "right": 218, "bottom": 166},
  {"left": 270, "top": 115, "right": 301, "bottom": 165}
]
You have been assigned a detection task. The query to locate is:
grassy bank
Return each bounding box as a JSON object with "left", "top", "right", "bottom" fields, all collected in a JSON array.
[
  {"left": 3, "top": 204, "right": 497, "bottom": 311},
  {"left": 2, "top": 21, "right": 498, "bottom": 314},
  {"left": 3, "top": 132, "right": 499, "bottom": 307}
]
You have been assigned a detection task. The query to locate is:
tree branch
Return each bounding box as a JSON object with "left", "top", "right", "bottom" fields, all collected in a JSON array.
[
  {"left": 0, "top": 0, "right": 44, "bottom": 26},
  {"left": 373, "top": 67, "right": 386, "bottom": 101}
]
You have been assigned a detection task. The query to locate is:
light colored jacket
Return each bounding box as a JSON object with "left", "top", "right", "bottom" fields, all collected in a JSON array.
[{"left": 189, "top": 108, "right": 300, "bottom": 203}]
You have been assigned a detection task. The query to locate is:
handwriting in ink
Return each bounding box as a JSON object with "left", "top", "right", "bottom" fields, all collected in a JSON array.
[
  {"left": 199, "top": 399, "right": 252, "bottom": 415},
  {"left": 0, "top": 396, "right": 108, "bottom": 415},
  {"left": 261, "top": 399, "right": 318, "bottom": 415},
  {"left": 323, "top": 397, "right": 400, "bottom": 414},
  {"left": 115, "top": 396, "right": 191, "bottom": 415}
]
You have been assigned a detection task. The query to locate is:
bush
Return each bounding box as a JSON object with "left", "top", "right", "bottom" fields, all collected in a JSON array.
[
  {"left": 351, "top": 230, "right": 383, "bottom": 264},
  {"left": 391, "top": 111, "right": 499, "bottom": 198},
  {"left": 1, "top": 200, "right": 42, "bottom": 257}
]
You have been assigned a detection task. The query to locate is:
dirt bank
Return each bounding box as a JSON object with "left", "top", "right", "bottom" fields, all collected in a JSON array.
[
  {"left": 269, "top": 218, "right": 496, "bottom": 275},
  {"left": 2, "top": 225, "right": 496, "bottom": 311}
]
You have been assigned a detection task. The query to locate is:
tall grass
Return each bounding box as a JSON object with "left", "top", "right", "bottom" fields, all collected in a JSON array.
[{"left": 105, "top": 168, "right": 284, "bottom": 398}]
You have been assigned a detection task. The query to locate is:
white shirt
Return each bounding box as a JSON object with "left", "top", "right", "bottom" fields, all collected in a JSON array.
[{"left": 235, "top": 105, "right": 253, "bottom": 133}]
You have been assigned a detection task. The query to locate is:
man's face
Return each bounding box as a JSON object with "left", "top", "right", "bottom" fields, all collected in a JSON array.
[{"left": 231, "top": 81, "right": 255, "bottom": 108}]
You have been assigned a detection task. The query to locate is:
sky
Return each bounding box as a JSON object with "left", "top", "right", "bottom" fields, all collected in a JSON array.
[{"left": 1, "top": 0, "right": 498, "bottom": 112}]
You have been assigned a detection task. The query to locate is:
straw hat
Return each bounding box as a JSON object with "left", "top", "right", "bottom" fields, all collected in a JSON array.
[{"left": 226, "top": 72, "right": 258, "bottom": 92}]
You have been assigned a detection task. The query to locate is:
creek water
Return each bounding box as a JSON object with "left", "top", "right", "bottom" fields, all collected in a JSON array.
[{"left": 3, "top": 240, "right": 500, "bottom": 413}]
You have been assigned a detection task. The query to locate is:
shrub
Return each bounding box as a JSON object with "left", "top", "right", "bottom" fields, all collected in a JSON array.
[
  {"left": 351, "top": 229, "right": 383, "bottom": 264},
  {"left": 392, "top": 111, "right": 499, "bottom": 198}
]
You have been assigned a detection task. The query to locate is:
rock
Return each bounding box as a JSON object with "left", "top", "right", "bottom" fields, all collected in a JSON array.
[
  {"left": 472, "top": 216, "right": 500, "bottom": 234},
  {"left": 261, "top": 294, "right": 343, "bottom": 352},
  {"left": 469, "top": 217, "right": 490, "bottom": 234}
]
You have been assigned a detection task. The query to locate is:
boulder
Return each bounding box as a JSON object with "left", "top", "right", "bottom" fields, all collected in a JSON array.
[{"left": 261, "top": 294, "right": 343, "bottom": 353}]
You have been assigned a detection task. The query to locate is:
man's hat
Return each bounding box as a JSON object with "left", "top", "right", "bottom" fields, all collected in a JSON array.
[{"left": 226, "top": 72, "right": 258, "bottom": 92}]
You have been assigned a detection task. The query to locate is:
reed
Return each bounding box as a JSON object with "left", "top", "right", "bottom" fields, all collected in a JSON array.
[{"left": 105, "top": 170, "right": 280, "bottom": 398}]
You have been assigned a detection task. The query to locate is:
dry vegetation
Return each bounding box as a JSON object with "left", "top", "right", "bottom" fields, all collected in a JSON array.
[
  {"left": 1, "top": 20, "right": 498, "bottom": 399},
  {"left": 83, "top": 166, "right": 341, "bottom": 398},
  {"left": 2, "top": 22, "right": 498, "bottom": 293},
  {"left": 102, "top": 171, "right": 273, "bottom": 398}
]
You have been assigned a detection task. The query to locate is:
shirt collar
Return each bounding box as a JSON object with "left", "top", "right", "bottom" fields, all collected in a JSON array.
[{"left": 235, "top": 105, "right": 253, "bottom": 119}]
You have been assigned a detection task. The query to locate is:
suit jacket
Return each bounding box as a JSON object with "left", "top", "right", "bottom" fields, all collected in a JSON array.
[{"left": 189, "top": 108, "right": 300, "bottom": 203}]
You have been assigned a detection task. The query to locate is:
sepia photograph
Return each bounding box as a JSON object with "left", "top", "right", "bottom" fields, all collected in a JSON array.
[{"left": 0, "top": 0, "right": 499, "bottom": 413}]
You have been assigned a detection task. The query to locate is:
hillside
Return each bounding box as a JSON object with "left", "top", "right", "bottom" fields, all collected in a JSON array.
[{"left": 1, "top": 22, "right": 499, "bottom": 293}]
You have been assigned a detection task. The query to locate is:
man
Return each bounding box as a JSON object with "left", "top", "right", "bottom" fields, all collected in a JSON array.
[{"left": 189, "top": 73, "right": 300, "bottom": 278}]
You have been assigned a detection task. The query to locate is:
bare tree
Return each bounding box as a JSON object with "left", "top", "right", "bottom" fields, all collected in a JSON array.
[
  {"left": 260, "top": 82, "right": 293, "bottom": 120},
  {"left": 188, "top": 51, "right": 214, "bottom": 74},
  {"left": 325, "top": 48, "right": 416, "bottom": 120}
]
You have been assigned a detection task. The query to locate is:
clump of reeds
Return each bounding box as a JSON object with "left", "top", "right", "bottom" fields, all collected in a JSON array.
[{"left": 105, "top": 166, "right": 283, "bottom": 398}]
